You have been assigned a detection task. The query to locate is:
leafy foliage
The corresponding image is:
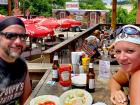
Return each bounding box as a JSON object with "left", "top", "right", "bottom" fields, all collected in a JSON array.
[
  {"left": 0, "top": 0, "right": 138, "bottom": 24},
  {"left": 126, "top": 6, "right": 137, "bottom": 23},
  {"left": 19, "top": 0, "right": 52, "bottom": 16},
  {"left": 0, "top": 6, "right": 7, "bottom": 15},
  {"left": 80, "top": 0, "right": 106, "bottom": 9},
  {"left": 116, "top": 6, "right": 128, "bottom": 24},
  {"left": 107, "top": 1, "right": 137, "bottom": 24}
]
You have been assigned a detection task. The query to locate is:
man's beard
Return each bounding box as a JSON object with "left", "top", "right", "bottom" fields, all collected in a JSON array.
[
  {"left": 5, "top": 46, "right": 23, "bottom": 59},
  {"left": 9, "top": 51, "right": 21, "bottom": 59}
]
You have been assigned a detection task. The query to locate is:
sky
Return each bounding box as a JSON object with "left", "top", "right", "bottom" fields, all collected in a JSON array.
[
  {"left": 103, "top": 0, "right": 125, "bottom": 5},
  {"left": 103, "top": 0, "right": 111, "bottom": 5}
]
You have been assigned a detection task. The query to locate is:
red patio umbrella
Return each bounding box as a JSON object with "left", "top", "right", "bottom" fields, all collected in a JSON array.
[
  {"left": 56, "top": 19, "right": 72, "bottom": 39},
  {"left": 38, "top": 18, "right": 60, "bottom": 29},
  {"left": 0, "top": 14, "right": 6, "bottom": 20},
  {"left": 17, "top": 17, "right": 35, "bottom": 24},
  {"left": 59, "top": 18, "right": 81, "bottom": 26},
  {"left": 57, "top": 19, "right": 71, "bottom": 28},
  {"left": 25, "top": 24, "right": 54, "bottom": 55},
  {"left": 25, "top": 24, "right": 54, "bottom": 38},
  {"left": 31, "top": 17, "right": 46, "bottom": 23}
]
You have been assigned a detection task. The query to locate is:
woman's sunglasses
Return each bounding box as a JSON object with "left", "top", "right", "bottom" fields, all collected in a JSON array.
[
  {"left": 0, "top": 32, "right": 28, "bottom": 41},
  {"left": 117, "top": 25, "right": 140, "bottom": 39}
]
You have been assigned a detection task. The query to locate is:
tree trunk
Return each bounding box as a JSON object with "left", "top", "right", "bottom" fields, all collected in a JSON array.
[
  {"left": 8, "top": 0, "right": 12, "bottom": 16},
  {"left": 136, "top": 0, "right": 140, "bottom": 24},
  {"left": 111, "top": 0, "right": 117, "bottom": 31}
]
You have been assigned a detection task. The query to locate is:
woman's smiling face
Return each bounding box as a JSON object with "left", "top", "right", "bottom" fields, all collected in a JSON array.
[{"left": 115, "top": 41, "right": 140, "bottom": 74}]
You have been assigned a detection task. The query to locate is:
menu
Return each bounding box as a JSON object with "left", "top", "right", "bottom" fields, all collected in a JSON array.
[{"left": 98, "top": 60, "right": 111, "bottom": 79}]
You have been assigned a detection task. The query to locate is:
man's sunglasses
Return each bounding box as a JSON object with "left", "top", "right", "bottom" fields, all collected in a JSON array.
[
  {"left": 0, "top": 32, "right": 28, "bottom": 41},
  {"left": 117, "top": 25, "right": 140, "bottom": 39}
]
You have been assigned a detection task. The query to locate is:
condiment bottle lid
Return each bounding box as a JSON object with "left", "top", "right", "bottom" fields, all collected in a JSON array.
[{"left": 61, "top": 86, "right": 70, "bottom": 91}]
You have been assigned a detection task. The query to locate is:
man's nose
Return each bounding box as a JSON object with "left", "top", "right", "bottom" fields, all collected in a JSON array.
[{"left": 13, "top": 37, "right": 24, "bottom": 46}]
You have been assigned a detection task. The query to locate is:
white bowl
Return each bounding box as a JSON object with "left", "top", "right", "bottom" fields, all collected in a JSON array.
[
  {"left": 30, "top": 95, "right": 60, "bottom": 105},
  {"left": 60, "top": 89, "right": 93, "bottom": 105}
]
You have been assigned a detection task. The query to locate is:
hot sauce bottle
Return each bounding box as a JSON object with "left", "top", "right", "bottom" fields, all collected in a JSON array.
[
  {"left": 52, "top": 53, "right": 59, "bottom": 82},
  {"left": 86, "top": 62, "right": 95, "bottom": 92}
]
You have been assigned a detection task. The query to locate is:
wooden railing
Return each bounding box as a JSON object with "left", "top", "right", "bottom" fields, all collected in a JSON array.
[
  {"left": 28, "top": 23, "right": 140, "bottom": 63},
  {"left": 41, "top": 24, "right": 100, "bottom": 63}
]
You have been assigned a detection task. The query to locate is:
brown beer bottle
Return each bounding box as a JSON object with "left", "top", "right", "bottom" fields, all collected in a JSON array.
[
  {"left": 52, "top": 53, "right": 59, "bottom": 82},
  {"left": 86, "top": 62, "right": 95, "bottom": 92}
]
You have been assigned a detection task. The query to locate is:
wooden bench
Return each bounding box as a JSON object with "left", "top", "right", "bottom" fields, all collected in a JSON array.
[{"left": 27, "top": 62, "right": 52, "bottom": 80}]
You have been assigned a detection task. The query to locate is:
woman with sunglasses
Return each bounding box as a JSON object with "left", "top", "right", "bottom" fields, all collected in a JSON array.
[
  {"left": 0, "top": 16, "right": 31, "bottom": 105},
  {"left": 109, "top": 25, "right": 140, "bottom": 105}
]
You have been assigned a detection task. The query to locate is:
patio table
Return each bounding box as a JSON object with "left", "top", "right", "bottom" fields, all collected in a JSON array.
[{"left": 24, "top": 64, "right": 119, "bottom": 105}]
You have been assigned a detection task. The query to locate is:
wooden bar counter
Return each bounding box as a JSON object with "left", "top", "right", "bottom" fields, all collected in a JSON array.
[{"left": 25, "top": 64, "right": 119, "bottom": 105}]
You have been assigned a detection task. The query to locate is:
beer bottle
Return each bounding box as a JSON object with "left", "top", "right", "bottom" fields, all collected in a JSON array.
[
  {"left": 52, "top": 53, "right": 59, "bottom": 82},
  {"left": 86, "top": 62, "right": 95, "bottom": 92}
]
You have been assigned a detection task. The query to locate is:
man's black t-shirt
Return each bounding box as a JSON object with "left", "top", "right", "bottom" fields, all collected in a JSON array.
[{"left": 0, "top": 58, "right": 27, "bottom": 105}]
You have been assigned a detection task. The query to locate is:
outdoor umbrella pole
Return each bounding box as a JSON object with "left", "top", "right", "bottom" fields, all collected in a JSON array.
[{"left": 29, "top": 37, "right": 32, "bottom": 56}]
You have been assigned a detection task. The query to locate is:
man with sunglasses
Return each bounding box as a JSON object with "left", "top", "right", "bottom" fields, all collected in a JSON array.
[
  {"left": 0, "top": 16, "right": 31, "bottom": 105},
  {"left": 109, "top": 25, "right": 140, "bottom": 105}
]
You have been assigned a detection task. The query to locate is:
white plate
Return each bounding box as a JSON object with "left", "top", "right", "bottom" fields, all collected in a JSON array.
[
  {"left": 71, "top": 74, "right": 86, "bottom": 87},
  {"left": 60, "top": 89, "right": 93, "bottom": 105},
  {"left": 30, "top": 95, "right": 60, "bottom": 105},
  {"left": 92, "top": 102, "right": 107, "bottom": 105}
]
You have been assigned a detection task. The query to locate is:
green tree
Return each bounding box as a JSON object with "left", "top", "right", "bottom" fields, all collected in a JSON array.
[
  {"left": 20, "top": 0, "right": 66, "bottom": 17},
  {"left": 50, "top": 0, "right": 65, "bottom": 9},
  {"left": 125, "top": 0, "right": 137, "bottom": 24},
  {"left": 19, "top": 0, "right": 107, "bottom": 17},
  {"left": 109, "top": 0, "right": 137, "bottom": 27},
  {"left": 116, "top": 6, "right": 128, "bottom": 23},
  {"left": 0, "top": 6, "right": 7, "bottom": 15},
  {"left": 19, "top": 0, "right": 52, "bottom": 16},
  {"left": 79, "top": 0, "right": 106, "bottom": 9},
  {"left": 126, "top": 2, "right": 137, "bottom": 24},
  {"left": 126, "top": 10, "right": 136, "bottom": 23},
  {"left": 1, "top": 0, "right": 137, "bottom": 25}
]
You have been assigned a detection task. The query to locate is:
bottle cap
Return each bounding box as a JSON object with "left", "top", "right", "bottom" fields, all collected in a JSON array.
[{"left": 61, "top": 86, "right": 71, "bottom": 91}]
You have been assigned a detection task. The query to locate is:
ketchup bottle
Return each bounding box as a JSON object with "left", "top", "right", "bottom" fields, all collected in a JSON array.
[{"left": 59, "top": 64, "right": 72, "bottom": 90}]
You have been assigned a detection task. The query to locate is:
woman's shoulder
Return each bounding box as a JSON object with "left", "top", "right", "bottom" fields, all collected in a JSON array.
[
  {"left": 131, "top": 70, "right": 140, "bottom": 80},
  {"left": 113, "top": 68, "right": 129, "bottom": 84}
]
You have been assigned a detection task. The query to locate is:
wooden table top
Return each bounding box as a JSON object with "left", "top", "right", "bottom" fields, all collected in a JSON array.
[{"left": 25, "top": 64, "right": 119, "bottom": 105}]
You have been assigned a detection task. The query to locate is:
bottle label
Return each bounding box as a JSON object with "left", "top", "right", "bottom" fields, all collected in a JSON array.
[
  {"left": 89, "top": 79, "right": 95, "bottom": 89},
  {"left": 53, "top": 56, "right": 58, "bottom": 60},
  {"left": 89, "top": 63, "right": 93, "bottom": 68},
  {"left": 52, "top": 69, "right": 58, "bottom": 78},
  {"left": 61, "top": 71, "right": 70, "bottom": 81}
]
